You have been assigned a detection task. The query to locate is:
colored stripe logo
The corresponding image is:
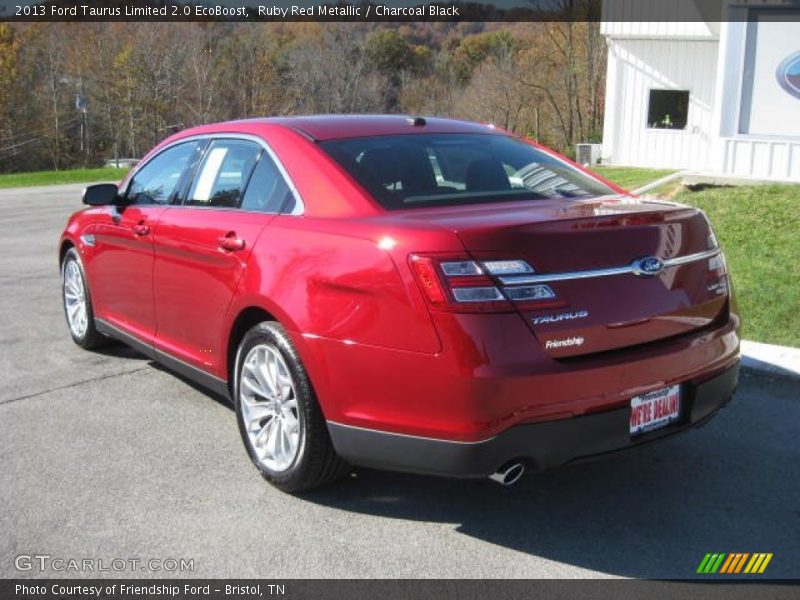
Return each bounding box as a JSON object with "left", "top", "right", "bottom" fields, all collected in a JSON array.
[{"left": 697, "top": 553, "right": 773, "bottom": 574}]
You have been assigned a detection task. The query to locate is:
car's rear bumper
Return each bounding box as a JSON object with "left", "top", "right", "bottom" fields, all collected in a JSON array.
[
  {"left": 327, "top": 360, "right": 739, "bottom": 478},
  {"left": 295, "top": 306, "right": 740, "bottom": 443}
]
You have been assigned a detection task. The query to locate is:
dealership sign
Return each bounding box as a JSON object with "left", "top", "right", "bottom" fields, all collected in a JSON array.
[{"left": 776, "top": 51, "right": 800, "bottom": 99}]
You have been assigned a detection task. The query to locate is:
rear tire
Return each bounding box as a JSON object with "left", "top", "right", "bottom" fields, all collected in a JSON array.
[
  {"left": 61, "top": 247, "right": 108, "bottom": 350},
  {"left": 233, "top": 321, "right": 349, "bottom": 492}
]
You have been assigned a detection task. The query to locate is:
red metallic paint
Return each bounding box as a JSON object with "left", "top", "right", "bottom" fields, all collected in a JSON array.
[
  {"left": 91, "top": 204, "right": 167, "bottom": 342},
  {"left": 60, "top": 115, "right": 740, "bottom": 448},
  {"left": 152, "top": 208, "right": 273, "bottom": 372}
]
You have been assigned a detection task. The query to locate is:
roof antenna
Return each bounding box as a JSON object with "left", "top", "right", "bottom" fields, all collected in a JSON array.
[{"left": 407, "top": 117, "right": 426, "bottom": 127}]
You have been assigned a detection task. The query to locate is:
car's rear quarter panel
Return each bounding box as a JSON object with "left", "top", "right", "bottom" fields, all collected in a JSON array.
[{"left": 224, "top": 215, "right": 470, "bottom": 419}]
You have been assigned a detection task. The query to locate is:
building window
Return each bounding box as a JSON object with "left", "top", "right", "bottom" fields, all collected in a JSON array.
[{"left": 647, "top": 90, "right": 689, "bottom": 130}]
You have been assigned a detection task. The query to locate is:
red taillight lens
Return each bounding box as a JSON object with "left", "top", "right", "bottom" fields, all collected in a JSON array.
[
  {"left": 409, "top": 255, "right": 447, "bottom": 306},
  {"left": 409, "top": 254, "right": 560, "bottom": 313}
]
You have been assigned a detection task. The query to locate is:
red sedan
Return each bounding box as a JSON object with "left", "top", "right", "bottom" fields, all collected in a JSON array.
[{"left": 59, "top": 115, "right": 740, "bottom": 491}]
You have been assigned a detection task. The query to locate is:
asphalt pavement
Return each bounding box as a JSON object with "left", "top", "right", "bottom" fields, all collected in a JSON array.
[{"left": 0, "top": 184, "right": 798, "bottom": 579}]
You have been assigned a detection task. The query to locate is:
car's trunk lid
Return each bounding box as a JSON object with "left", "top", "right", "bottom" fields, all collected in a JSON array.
[{"left": 398, "top": 197, "right": 728, "bottom": 358}]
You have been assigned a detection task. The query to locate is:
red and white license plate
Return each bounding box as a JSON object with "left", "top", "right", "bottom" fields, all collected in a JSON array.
[{"left": 630, "top": 384, "right": 681, "bottom": 436}]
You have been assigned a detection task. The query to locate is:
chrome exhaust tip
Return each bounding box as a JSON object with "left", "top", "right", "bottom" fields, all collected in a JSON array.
[{"left": 488, "top": 462, "right": 525, "bottom": 486}]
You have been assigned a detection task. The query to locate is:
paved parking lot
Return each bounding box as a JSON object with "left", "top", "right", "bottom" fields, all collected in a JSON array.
[{"left": 1, "top": 184, "right": 798, "bottom": 579}]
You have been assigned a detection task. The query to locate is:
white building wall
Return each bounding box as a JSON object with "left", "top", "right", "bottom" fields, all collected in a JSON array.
[
  {"left": 601, "top": 0, "right": 712, "bottom": 34},
  {"left": 602, "top": 38, "right": 719, "bottom": 169},
  {"left": 600, "top": 20, "right": 717, "bottom": 39}
]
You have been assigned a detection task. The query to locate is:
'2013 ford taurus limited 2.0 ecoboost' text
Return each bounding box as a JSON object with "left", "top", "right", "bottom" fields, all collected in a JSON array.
[{"left": 59, "top": 115, "right": 740, "bottom": 491}]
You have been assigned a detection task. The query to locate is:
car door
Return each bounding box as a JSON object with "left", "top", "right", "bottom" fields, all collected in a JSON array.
[
  {"left": 90, "top": 140, "right": 204, "bottom": 342},
  {"left": 152, "top": 138, "right": 293, "bottom": 375}
]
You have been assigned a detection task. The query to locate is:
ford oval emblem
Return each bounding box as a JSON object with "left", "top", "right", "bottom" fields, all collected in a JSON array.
[
  {"left": 632, "top": 256, "right": 664, "bottom": 277},
  {"left": 777, "top": 51, "right": 800, "bottom": 100}
]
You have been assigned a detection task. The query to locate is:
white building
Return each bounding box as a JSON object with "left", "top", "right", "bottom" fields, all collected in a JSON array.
[{"left": 601, "top": 1, "right": 800, "bottom": 182}]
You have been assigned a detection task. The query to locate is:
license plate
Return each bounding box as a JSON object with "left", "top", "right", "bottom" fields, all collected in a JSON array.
[{"left": 630, "top": 385, "right": 681, "bottom": 436}]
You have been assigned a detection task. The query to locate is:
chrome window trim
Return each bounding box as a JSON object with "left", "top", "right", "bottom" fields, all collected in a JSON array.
[
  {"left": 498, "top": 249, "right": 721, "bottom": 285},
  {"left": 124, "top": 132, "right": 305, "bottom": 216}
]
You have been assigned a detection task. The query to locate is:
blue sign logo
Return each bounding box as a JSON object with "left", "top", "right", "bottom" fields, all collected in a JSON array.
[
  {"left": 632, "top": 256, "right": 664, "bottom": 277},
  {"left": 776, "top": 51, "right": 800, "bottom": 100}
]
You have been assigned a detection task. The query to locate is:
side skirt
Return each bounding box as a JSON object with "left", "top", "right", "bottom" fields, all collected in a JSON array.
[{"left": 95, "top": 318, "right": 230, "bottom": 400}]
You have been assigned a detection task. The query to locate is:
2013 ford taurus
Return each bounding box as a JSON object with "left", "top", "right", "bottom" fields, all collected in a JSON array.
[{"left": 59, "top": 115, "right": 740, "bottom": 491}]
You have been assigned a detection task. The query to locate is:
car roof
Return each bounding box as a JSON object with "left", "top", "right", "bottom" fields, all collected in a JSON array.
[{"left": 237, "top": 114, "right": 500, "bottom": 141}]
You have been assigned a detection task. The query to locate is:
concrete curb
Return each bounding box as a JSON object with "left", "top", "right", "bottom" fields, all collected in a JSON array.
[
  {"left": 631, "top": 170, "right": 689, "bottom": 195},
  {"left": 740, "top": 340, "right": 800, "bottom": 381}
]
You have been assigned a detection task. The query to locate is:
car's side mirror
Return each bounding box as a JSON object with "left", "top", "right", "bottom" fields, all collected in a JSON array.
[{"left": 83, "top": 183, "right": 121, "bottom": 206}]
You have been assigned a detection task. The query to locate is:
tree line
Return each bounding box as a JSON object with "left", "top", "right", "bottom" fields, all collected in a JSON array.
[{"left": 0, "top": 21, "right": 605, "bottom": 172}]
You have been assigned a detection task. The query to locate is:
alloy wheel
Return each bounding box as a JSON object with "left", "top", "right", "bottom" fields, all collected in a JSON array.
[
  {"left": 239, "top": 343, "right": 301, "bottom": 472},
  {"left": 63, "top": 260, "right": 88, "bottom": 338}
]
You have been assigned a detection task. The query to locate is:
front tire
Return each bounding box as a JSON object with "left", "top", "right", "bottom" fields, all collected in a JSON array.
[
  {"left": 61, "top": 247, "right": 107, "bottom": 350},
  {"left": 233, "top": 321, "right": 349, "bottom": 492}
]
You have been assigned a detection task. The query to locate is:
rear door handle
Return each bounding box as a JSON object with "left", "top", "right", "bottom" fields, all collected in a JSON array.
[
  {"left": 218, "top": 232, "right": 246, "bottom": 252},
  {"left": 132, "top": 222, "right": 149, "bottom": 236}
]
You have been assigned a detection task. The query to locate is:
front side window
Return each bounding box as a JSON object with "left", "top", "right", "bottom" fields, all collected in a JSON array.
[
  {"left": 186, "top": 140, "right": 261, "bottom": 208},
  {"left": 126, "top": 141, "right": 202, "bottom": 205},
  {"left": 320, "top": 134, "right": 615, "bottom": 210}
]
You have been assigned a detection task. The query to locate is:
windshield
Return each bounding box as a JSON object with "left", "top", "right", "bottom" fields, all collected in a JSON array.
[{"left": 320, "top": 133, "right": 615, "bottom": 210}]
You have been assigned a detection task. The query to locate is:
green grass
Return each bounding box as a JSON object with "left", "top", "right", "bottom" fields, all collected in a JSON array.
[
  {"left": 0, "top": 167, "right": 130, "bottom": 189},
  {"left": 675, "top": 184, "right": 800, "bottom": 347},
  {"left": 593, "top": 166, "right": 676, "bottom": 191}
]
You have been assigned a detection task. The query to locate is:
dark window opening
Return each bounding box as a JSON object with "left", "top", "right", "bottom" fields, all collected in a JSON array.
[{"left": 647, "top": 90, "right": 689, "bottom": 130}]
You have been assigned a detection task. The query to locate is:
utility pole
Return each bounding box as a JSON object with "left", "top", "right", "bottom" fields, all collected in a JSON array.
[{"left": 75, "top": 92, "right": 87, "bottom": 166}]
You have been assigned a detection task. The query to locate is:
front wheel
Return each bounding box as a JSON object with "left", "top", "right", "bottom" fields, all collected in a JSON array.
[
  {"left": 61, "top": 247, "right": 107, "bottom": 350},
  {"left": 233, "top": 321, "right": 349, "bottom": 492}
]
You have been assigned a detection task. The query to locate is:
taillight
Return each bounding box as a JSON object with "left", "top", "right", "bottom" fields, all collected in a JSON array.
[
  {"left": 706, "top": 252, "right": 729, "bottom": 297},
  {"left": 704, "top": 222, "right": 728, "bottom": 296},
  {"left": 409, "top": 255, "right": 447, "bottom": 305},
  {"left": 409, "top": 255, "right": 561, "bottom": 312},
  {"left": 708, "top": 252, "right": 726, "bottom": 276}
]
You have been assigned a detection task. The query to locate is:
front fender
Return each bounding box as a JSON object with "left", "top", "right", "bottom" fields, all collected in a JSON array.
[{"left": 59, "top": 209, "right": 99, "bottom": 267}]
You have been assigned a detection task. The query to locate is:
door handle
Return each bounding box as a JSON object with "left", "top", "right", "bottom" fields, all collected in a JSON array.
[
  {"left": 218, "top": 232, "right": 246, "bottom": 252},
  {"left": 132, "top": 222, "right": 149, "bottom": 236}
]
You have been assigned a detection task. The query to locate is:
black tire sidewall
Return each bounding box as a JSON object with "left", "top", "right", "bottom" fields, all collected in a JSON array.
[{"left": 233, "top": 322, "right": 314, "bottom": 488}]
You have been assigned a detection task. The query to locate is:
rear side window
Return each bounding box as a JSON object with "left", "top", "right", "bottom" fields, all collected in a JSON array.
[
  {"left": 320, "top": 134, "right": 615, "bottom": 210},
  {"left": 240, "top": 153, "right": 295, "bottom": 214},
  {"left": 185, "top": 140, "right": 261, "bottom": 208},
  {"left": 126, "top": 141, "right": 202, "bottom": 206}
]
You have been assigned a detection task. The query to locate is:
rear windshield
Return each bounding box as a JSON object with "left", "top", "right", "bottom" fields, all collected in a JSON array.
[{"left": 320, "top": 133, "right": 615, "bottom": 210}]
